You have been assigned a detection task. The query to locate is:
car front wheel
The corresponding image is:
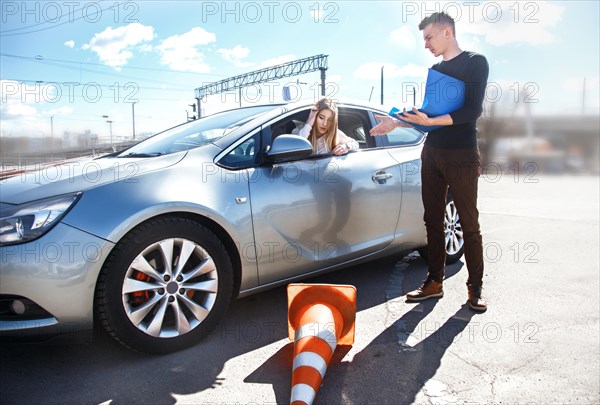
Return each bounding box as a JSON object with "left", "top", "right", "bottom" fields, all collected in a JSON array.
[{"left": 95, "top": 217, "right": 234, "bottom": 354}]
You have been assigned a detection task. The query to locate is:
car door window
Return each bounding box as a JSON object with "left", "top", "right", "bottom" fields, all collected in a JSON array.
[
  {"left": 369, "top": 112, "right": 425, "bottom": 148},
  {"left": 262, "top": 105, "right": 424, "bottom": 160},
  {"left": 218, "top": 131, "right": 261, "bottom": 169},
  {"left": 338, "top": 108, "right": 372, "bottom": 149},
  {"left": 268, "top": 110, "right": 309, "bottom": 141},
  {"left": 268, "top": 106, "right": 374, "bottom": 150}
]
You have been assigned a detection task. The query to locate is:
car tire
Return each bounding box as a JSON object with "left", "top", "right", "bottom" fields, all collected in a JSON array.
[
  {"left": 95, "top": 216, "right": 234, "bottom": 354},
  {"left": 418, "top": 194, "right": 465, "bottom": 265}
]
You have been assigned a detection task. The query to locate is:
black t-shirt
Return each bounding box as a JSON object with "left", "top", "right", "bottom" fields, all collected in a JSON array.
[{"left": 425, "top": 51, "right": 489, "bottom": 149}]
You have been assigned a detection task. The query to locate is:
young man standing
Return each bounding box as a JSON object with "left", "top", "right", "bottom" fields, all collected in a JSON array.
[{"left": 370, "top": 12, "right": 489, "bottom": 311}]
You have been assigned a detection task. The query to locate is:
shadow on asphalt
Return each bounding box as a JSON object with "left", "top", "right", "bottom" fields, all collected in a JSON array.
[
  {"left": 241, "top": 256, "right": 467, "bottom": 404},
  {"left": 0, "top": 254, "right": 469, "bottom": 404},
  {"left": 316, "top": 302, "right": 475, "bottom": 404}
]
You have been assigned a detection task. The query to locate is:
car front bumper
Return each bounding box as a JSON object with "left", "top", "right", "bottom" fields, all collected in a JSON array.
[{"left": 0, "top": 223, "right": 114, "bottom": 337}]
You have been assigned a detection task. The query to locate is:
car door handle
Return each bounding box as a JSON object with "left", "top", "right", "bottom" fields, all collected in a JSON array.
[{"left": 372, "top": 171, "right": 393, "bottom": 184}]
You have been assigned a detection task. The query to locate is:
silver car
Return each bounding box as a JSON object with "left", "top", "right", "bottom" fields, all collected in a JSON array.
[{"left": 0, "top": 100, "right": 464, "bottom": 353}]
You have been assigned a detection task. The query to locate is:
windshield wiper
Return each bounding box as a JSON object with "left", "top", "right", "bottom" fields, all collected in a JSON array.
[{"left": 120, "top": 152, "right": 164, "bottom": 158}]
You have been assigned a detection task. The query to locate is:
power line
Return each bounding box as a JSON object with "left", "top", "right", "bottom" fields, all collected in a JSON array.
[
  {"left": 0, "top": 0, "right": 113, "bottom": 36},
  {"left": 2, "top": 78, "right": 192, "bottom": 92},
  {"left": 1, "top": 53, "right": 228, "bottom": 77},
  {"left": 1, "top": 78, "right": 259, "bottom": 103}
]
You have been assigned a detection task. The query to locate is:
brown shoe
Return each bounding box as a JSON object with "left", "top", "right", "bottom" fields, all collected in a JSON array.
[
  {"left": 406, "top": 278, "right": 443, "bottom": 301},
  {"left": 468, "top": 285, "right": 487, "bottom": 312}
]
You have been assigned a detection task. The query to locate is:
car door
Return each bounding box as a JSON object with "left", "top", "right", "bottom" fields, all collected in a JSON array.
[{"left": 247, "top": 106, "right": 404, "bottom": 285}]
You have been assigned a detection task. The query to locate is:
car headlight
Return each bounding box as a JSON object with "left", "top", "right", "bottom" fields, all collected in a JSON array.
[{"left": 0, "top": 193, "right": 81, "bottom": 246}]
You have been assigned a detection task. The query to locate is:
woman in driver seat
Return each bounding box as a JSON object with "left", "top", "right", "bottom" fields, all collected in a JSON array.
[{"left": 299, "top": 98, "right": 359, "bottom": 155}]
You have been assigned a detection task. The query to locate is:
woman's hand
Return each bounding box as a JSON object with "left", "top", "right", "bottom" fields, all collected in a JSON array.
[
  {"left": 332, "top": 143, "right": 350, "bottom": 156},
  {"left": 306, "top": 104, "right": 319, "bottom": 127}
]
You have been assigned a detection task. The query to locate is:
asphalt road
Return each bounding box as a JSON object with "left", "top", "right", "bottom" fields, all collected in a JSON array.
[{"left": 1, "top": 174, "right": 599, "bottom": 404}]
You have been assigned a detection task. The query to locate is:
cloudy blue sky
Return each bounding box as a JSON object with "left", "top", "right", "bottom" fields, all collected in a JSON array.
[{"left": 1, "top": 1, "right": 598, "bottom": 142}]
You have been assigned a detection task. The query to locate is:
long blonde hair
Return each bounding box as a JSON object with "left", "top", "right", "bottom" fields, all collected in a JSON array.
[{"left": 308, "top": 98, "right": 339, "bottom": 152}]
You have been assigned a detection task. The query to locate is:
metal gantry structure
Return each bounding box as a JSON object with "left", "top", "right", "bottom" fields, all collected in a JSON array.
[{"left": 194, "top": 54, "right": 328, "bottom": 117}]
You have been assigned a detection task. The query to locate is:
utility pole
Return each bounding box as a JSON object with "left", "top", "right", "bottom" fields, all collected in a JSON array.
[
  {"left": 320, "top": 67, "right": 327, "bottom": 96},
  {"left": 107, "top": 120, "right": 113, "bottom": 151},
  {"left": 132, "top": 102, "right": 137, "bottom": 140},
  {"left": 582, "top": 78, "right": 586, "bottom": 115},
  {"left": 102, "top": 115, "right": 113, "bottom": 151},
  {"left": 50, "top": 116, "right": 54, "bottom": 161},
  {"left": 380, "top": 66, "right": 384, "bottom": 105}
]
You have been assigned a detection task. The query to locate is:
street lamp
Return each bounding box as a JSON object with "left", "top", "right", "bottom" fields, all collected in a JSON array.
[
  {"left": 106, "top": 120, "right": 113, "bottom": 151},
  {"left": 102, "top": 115, "right": 113, "bottom": 151},
  {"left": 50, "top": 115, "right": 54, "bottom": 161},
  {"left": 131, "top": 102, "right": 137, "bottom": 140}
]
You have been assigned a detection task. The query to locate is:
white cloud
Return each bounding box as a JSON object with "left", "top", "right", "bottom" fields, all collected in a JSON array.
[
  {"left": 217, "top": 45, "right": 253, "bottom": 68},
  {"left": 138, "top": 44, "right": 153, "bottom": 53},
  {"left": 0, "top": 80, "right": 46, "bottom": 136},
  {"left": 44, "top": 107, "right": 74, "bottom": 116},
  {"left": 354, "top": 63, "right": 427, "bottom": 80},
  {"left": 257, "top": 55, "right": 296, "bottom": 69},
  {"left": 83, "top": 23, "right": 154, "bottom": 69},
  {"left": 389, "top": 26, "right": 416, "bottom": 49},
  {"left": 1, "top": 80, "right": 40, "bottom": 119},
  {"left": 64, "top": 40, "right": 75, "bottom": 48},
  {"left": 457, "top": 1, "right": 564, "bottom": 46},
  {"left": 156, "top": 27, "right": 216, "bottom": 73},
  {"left": 2, "top": 101, "right": 37, "bottom": 118}
]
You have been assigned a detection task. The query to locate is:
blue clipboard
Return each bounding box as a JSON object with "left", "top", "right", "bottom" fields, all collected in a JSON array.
[{"left": 389, "top": 68, "right": 465, "bottom": 133}]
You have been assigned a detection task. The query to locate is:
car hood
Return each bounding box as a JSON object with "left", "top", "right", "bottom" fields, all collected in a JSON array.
[{"left": 0, "top": 152, "right": 187, "bottom": 204}]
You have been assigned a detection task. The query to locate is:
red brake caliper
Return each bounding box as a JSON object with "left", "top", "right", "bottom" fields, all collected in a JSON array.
[{"left": 131, "top": 271, "right": 151, "bottom": 305}]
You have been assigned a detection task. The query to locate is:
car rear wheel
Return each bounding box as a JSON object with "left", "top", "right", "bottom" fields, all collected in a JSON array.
[
  {"left": 95, "top": 217, "right": 234, "bottom": 354},
  {"left": 442, "top": 197, "right": 464, "bottom": 264},
  {"left": 418, "top": 195, "right": 465, "bottom": 265}
]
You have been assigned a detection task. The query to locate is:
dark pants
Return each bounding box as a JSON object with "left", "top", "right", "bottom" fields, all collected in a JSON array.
[{"left": 421, "top": 144, "right": 484, "bottom": 288}]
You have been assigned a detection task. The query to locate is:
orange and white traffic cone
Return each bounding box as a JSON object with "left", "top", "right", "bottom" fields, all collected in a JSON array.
[{"left": 287, "top": 283, "right": 356, "bottom": 405}]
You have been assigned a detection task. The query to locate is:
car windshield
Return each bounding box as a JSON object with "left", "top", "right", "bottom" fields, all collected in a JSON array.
[{"left": 118, "top": 105, "right": 274, "bottom": 157}]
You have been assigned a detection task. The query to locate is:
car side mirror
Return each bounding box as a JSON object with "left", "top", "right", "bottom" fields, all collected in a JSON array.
[{"left": 266, "top": 135, "right": 313, "bottom": 162}]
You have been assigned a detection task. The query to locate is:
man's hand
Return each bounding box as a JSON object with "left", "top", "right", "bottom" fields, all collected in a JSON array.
[
  {"left": 370, "top": 115, "right": 408, "bottom": 136},
  {"left": 396, "top": 108, "right": 453, "bottom": 127},
  {"left": 396, "top": 107, "right": 432, "bottom": 126}
]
